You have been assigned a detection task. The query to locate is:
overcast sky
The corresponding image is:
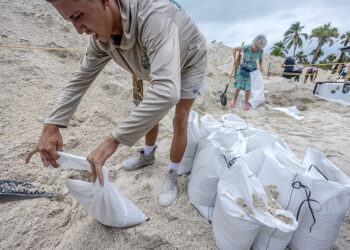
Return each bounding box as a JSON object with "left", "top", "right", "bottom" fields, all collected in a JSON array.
[{"left": 177, "top": 0, "right": 350, "bottom": 59}]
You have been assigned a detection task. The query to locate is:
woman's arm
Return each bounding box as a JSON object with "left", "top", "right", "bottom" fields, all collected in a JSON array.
[
  {"left": 259, "top": 57, "right": 264, "bottom": 72},
  {"left": 232, "top": 46, "right": 242, "bottom": 64}
]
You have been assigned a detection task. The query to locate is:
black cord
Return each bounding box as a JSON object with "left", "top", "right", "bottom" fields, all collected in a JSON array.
[
  {"left": 292, "top": 181, "right": 322, "bottom": 233},
  {"left": 222, "top": 155, "right": 240, "bottom": 169},
  {"left": 308, "top": 164, "right": 329, "bottom": 180}
]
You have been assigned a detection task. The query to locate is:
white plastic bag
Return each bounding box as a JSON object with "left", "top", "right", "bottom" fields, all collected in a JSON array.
[
  {"left": 221, "top": 113, "right": 249, "bottom": 131},
  {"left": 245, "top": 130, "right": 295, "bottom": 157},
  {"left": 288, "top": 177, "right": 349, "bottom": 250},
  {"left": 257, "top": 144, "right": 308, "bottom": 216},
  {"left": 302, "top": 147, "right": 350, "bottom": 188},
  {"left": 272, "top": 106, "right": 304, "bottom": 120},
  {"left": 188, "top": 128, "right": 245, "bottom": 221},
  {"left": 249, "top": 70, "right": 265, "bottom": 108},
  {"left": 288, "top": 148, "right": 350, "bottom": 250},
  {"left": 178, "top": 110, "right": 200, "bottom": 175},
  {"left": 199, "top": 113, "right": 223, "bottom": 138},
  {"left": 56, "top": 152, "right": 148, "bottom": 227},
  {"left": 212, "top": 159, "right": 297, "bottom": 250},
  {"left": 257, "top": 146, "right": 350, "bottom": 250}
]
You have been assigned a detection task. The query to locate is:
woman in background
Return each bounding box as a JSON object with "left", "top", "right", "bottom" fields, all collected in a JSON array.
[{"left": 230, "top": 34, "right": 267, "bottom": 111}]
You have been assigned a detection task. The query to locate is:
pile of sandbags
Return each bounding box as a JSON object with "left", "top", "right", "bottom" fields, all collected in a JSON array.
[{"left": 186, "top": 112, "right": 350, "bottom": 250}]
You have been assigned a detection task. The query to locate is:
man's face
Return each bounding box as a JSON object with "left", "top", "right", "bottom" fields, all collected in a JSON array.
[{"left": 51, "top": 0, "right": 114, "bottom": 43}]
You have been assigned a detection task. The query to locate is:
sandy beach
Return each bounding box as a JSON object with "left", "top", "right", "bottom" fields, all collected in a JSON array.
[{"left": 1, "top": 1, "right": 349, "bottom": 249}]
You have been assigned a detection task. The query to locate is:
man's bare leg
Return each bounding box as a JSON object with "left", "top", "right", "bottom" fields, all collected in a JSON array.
[
  {"left": 159, "top": 98, "right": 195, "bottom": 207},
  {"left": 170, "top": 99, "right": 195, "bottom": 162},
  {"left": 145, "top": 123, "right": 159, "bottom": 146}
]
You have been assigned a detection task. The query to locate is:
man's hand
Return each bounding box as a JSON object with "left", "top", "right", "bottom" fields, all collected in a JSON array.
[
  {"left": 87, "top": 134, "right": 120, "bottom": 187},
  {"left": 25, "top": 124, "right": 63, "bottom": 168}
]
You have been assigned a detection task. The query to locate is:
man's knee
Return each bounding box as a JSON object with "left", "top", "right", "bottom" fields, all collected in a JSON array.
[{"left": 173, "top": 112, "right": 188, "bottom": 131}]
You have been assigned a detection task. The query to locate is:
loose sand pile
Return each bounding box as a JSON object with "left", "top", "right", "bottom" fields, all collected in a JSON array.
[{"left": 1, "top": 1, "right": 349, "bottom": 249}]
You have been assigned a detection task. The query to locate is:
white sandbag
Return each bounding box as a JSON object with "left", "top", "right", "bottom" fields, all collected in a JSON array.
[
  {"left": 233, "top": 70, "right": 265, "bottom": 108},
  {"left": 245, "top": 130, "right": 295, "bottom": 157},
  {"left": 199, "top": 113, "right": 223, "bottom": 138},
  {"left": 221, "top": 113, "right": 249, "bottom": 131},
  {"left": 302, "top": 147, "right": 350, "bottom": 188},
  {"left": 257, "top": 144, "right": 309, "bottom": 216},
  {"left": 243, "top": 132, "right": 300, "bottom": 175},
  {"left": 212, "top": 159, "right": 297, "bottom": 250},
  {"left": 288, "top": 149, "right": 350, "bottom": 250},
  {"left": 56, "top": 152, "right": 148, "bottom": 227},
  {"left": 258, "top": 146, "right": 350, "bottom": 250},
  {"left": 188, "top": 128, "right": 245, "bottom": 221},
  {"left": 249, "top": 70, "right": 265, "bottom": 108},
  {"left": 178, "top": 110, "right": 200, "bottom": 175},
  {"left": 289, "top": 177, "right": 350, "bottom": 250},
  {"left": 240, "top": 126, "right": 262, "bottom": 138},
  {"left": 242, "top": 147, "right": 266, "bottom": 176}
]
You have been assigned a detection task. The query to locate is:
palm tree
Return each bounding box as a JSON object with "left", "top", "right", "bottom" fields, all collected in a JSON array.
[
  {"left": 283, "top": 22, "right": 308, "bottom": 58},
  {"left": 319, "top": 53, "right": 337, "bottom": 70},
  {"left": 309, "top": 49, "right": 324, "bottom": 62},
  {"left": 295, "top": 51, "right": 309, "bottom": 65},
  {"left": 333, "top": 31, "right": 350, "bottom": 72},
  {"left": 270, "top": 41, "right": 288, "bottom": 57},
  {"left": 309, "top": 23, "right": 339, "bottom": 65}
]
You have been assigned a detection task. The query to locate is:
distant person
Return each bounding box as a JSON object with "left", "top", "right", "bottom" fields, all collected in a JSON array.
[
  {"left": 281, "top": 57, "right": 300, "bottom": 81},
  {"left": 229, "top": 34, "right": 267, "bottom": 111},
  {"left": 304, "top": 66, "right": 318, "bottom": 83},
  {"left": 337, "top": 63, "right": 349, "bottom": 80},
  {"left": 292, "top": 65, "right": 303, "bottom": 82}
]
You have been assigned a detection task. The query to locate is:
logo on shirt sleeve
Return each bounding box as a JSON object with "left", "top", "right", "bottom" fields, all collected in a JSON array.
[{"left": 141, "top": 55, "right": 150, "bottom": 70}]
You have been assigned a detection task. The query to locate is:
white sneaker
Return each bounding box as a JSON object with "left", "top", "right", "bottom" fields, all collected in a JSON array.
[
  {"left": 159, "top": 169, "right": 178, "bottom": 207},
  {"left": 122, "top": 145, "right": 157, "bottom": 171}
]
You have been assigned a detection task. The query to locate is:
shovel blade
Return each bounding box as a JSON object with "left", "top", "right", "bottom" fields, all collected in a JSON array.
[
  {"left": 220, "top": 93, "right": 227, "bottom": 106},
  {"left": 0, "top": 180, "right": 54, "bottom": 203}
]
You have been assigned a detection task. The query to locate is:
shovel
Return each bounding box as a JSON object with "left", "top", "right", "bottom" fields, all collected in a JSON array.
[
  {"left": 0, "top": 180, "right": 54, "bottom": 203},
  {"left": 220, "top": 41, "right": 244, "bottom": 106},
  {"left": 220, "top": 65, "right": 236, "bottom": 106}
]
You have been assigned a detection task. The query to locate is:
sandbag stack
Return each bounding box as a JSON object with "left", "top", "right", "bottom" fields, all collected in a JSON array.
[{"left": 187, "top": 113, "right": 350, "bottom": 250}]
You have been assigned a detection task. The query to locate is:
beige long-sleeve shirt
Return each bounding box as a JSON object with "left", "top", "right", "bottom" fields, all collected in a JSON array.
[{"left": 45, "top": 0, "right": 207, "bottom": 146}]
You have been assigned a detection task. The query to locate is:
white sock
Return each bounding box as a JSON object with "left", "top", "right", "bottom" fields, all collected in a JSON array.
[
  {"left": 144, "top": 144, "right": 155, "bottom": 156},
  {"left": 168, "top": 160, "right": 180, "bottom": 173}
]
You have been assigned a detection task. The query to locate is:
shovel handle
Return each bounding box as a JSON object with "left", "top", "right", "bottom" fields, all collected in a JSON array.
[{"left": 226, "top": 42, "right": 245, "bottom": 86}]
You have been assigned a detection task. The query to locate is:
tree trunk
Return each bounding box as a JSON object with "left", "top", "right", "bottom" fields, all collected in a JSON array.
[
  {"left": 311, "top": 41, "right": 323, "bottom": 65},
  {"left": 293, "top": 44, "right": 297, "bottom": 59},
  {"left": 332, "top": 38, "right": 349, "bottom": 73}
]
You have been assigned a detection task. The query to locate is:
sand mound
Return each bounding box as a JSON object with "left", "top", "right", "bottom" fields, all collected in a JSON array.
[{"left": 1, "top": 1, "right": 349, "bottom": 249}]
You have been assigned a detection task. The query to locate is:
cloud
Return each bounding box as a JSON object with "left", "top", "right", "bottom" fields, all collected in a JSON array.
[{"left": 177, "top": 0, "right": 350, "bottom": 57}]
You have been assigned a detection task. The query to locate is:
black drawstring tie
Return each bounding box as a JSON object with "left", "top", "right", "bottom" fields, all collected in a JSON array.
[
  {"left": 292, "top": 181, "right": 321, "bottom": 233},
  {"left": 222, "top": 155, "right": 240, "bottom": 169},
  {"left": 308, "top": 164, "right": 329, "bottom": 180}
]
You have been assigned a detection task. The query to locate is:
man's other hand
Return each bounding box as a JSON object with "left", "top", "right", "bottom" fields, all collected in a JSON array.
[
  {"left": 25, "top": 124, "right": 63, "bottom": 168},
  {"left": 87, "top": 134, "right": 120, "bottom": 187}
]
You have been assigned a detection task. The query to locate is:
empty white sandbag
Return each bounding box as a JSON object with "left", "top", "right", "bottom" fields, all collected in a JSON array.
[{"left": 56, "top": 152, "right": 148, "bottom": 227}]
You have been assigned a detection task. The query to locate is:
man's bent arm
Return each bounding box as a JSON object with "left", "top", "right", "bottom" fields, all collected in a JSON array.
[
  {"left": 45, "top": 38, "right": 111, "bottom": 127},
  {"left": 113, "top": 13, "right": 181, "bottom": 146}
]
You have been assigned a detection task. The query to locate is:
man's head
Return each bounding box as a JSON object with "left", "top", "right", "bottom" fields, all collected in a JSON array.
[{"left": 47, "top": 0, "right": 120, "bottom": 43}]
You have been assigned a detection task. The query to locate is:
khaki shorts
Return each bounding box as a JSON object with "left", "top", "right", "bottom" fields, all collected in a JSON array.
[{"left": 180, "top": 72, "right": 206, "bottom": 99}]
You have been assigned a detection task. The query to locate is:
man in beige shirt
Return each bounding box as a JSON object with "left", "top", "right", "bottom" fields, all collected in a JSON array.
[{"left": 25, "top": 0, "right": 207, "bottom": 207}]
